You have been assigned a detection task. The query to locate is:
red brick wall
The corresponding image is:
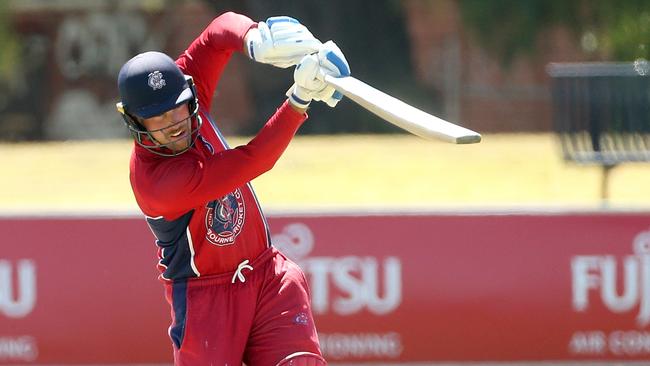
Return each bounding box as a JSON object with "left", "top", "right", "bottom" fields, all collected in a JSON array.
[{"left": 402, "top": 0, "right": 590, "bottom": 132}]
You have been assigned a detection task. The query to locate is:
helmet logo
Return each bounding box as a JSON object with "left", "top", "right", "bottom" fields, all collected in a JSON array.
[{"left": 147, "top": 71, "right": 166, "bottom": 90}]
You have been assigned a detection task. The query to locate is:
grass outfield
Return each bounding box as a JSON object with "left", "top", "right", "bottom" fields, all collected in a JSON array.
[{"left": 1, "top": 133, "right": 649, "bottom": 213}]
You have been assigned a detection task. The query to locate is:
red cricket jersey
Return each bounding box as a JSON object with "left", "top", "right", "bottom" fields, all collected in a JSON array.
[{"left": 129, "top": 12, "right": 307, "bottom": 281}]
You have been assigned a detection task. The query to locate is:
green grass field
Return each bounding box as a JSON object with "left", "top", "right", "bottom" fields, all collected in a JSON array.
[{"left": 1, "top": 133, "right": 649, "bottom": 213}]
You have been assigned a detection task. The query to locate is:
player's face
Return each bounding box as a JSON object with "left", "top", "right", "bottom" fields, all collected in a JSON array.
[{"left": 141, "top": 104, "right": 192, "bottom": 152}]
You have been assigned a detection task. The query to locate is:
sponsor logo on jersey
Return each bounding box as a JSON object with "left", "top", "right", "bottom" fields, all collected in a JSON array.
[
  {"left": 205, "top": 189, "right": 245, "bottom": 246},
  {"left": 147, "top": 70, "right": 166, "bottom": 90}
]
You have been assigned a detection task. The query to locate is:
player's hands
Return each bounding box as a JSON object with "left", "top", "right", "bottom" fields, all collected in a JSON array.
[
  {"left": 287, "top": 41, "right": 351, "bottom": 109},
  {"left": 245, "top": 16, "right": 321, "bottom": 69}
]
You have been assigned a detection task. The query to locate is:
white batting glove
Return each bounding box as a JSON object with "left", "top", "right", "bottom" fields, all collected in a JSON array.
[
  {"left": 288, "top": 54, "right": 327, "bottom": 109},
  {"left": 287, "top": 41, "right": 351, "bottom": 109},
  {"left": 245, "top": 16, "right": 322, "bottom": 69}
]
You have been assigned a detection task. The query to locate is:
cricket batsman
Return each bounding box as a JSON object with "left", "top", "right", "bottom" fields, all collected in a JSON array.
[{"left": 115, "top": 11, "right": 349, "bottom": 366}]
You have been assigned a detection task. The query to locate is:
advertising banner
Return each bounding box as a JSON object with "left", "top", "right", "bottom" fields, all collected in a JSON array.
[{"left": 1, "top": 212, "right": 649, "bottom": 364}]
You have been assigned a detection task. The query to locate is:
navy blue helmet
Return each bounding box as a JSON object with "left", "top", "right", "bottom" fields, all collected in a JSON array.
[{"left": 116, "top": 51, "right": 201, "bottom": 156}]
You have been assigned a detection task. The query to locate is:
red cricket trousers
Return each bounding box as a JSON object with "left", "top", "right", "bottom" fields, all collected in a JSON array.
[{"left": 163, "top": 247, "right": 322, "bottom": 366}]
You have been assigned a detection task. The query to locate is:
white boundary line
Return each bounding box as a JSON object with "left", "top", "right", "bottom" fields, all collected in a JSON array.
[
  {"left": 0, "top": 205, "right": 648, "bottom": 219},
  {"left": 329, "top": 364, "right": 650, "bottom": 366},
  {"left": 331, "top": 364, "right": 650, "bottom": 366},
  {"left": 3, "top": 362, "right": 649, "bottom": 366}
]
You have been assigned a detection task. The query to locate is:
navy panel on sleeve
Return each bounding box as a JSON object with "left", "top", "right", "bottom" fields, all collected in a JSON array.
[{"left": 146, "top": 211, "right": 198, "bottom": 279}]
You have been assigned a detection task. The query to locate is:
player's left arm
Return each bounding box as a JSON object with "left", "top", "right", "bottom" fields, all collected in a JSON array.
[{"left": 175, "top": 12, "right": 255, "bottom": 109}]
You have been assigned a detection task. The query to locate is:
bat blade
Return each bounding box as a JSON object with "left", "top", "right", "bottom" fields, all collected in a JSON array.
[{"left": 324, "top": 75, "right": 481, "bottom": 144}]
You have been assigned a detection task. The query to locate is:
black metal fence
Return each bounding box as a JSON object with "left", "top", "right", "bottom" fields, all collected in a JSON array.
[{"left": 547, "top": 61, "right": 650, "bottom": 199}]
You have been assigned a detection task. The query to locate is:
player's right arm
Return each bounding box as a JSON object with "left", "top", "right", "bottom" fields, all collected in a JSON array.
[{"left": 134, "top": 100, "right": 305, "bottom": 218}]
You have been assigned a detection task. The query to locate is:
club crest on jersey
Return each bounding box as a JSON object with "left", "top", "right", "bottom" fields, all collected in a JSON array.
[
  {"left": 147, "top": 71, "right": 166, "bottom": 90},
  {"left": 294, "top": 312, "right": 309, "bottom": 325},
  {"left": 205, "top": 189, "right": 245, "bottom": 246}
]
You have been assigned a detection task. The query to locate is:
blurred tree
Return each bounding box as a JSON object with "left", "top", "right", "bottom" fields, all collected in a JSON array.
[
  {"left": 0, "top": 0, "right": 40, "bottom": 141},
  {"left": 459, "top": 0, "right": 650, "bottom": 63},
  {"left": 0, "top": 0, "right": 19, "bottom": 89}
]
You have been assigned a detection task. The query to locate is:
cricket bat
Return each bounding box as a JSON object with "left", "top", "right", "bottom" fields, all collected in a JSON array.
[{"left": 324, "top": 75, "right": 482, "bottom": 144}]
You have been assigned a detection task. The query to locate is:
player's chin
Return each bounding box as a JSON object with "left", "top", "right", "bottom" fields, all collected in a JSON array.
[{"left": 170, "top": 134, "right": 191, "bottom": 152}]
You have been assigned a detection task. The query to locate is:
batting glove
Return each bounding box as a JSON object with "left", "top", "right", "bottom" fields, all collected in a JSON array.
[
  {"left": 287, "top": 41, "right": 351, "bottom": 109},
  {"left": 245, "top": 16, "right": 322, "bottom": 69}
]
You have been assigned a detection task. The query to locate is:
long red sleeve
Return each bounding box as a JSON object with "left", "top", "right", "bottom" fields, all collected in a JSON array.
[{"left": 132, "top": 101, "right": 305, "bottom": 218}]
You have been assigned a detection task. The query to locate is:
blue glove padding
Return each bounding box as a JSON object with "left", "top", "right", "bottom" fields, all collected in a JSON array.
[
  {"left": 287, "top": 40, "right": 351, "bottom": 108},
  {"left": 317, "top": 41, "right": 351, "bottom": 106}
]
